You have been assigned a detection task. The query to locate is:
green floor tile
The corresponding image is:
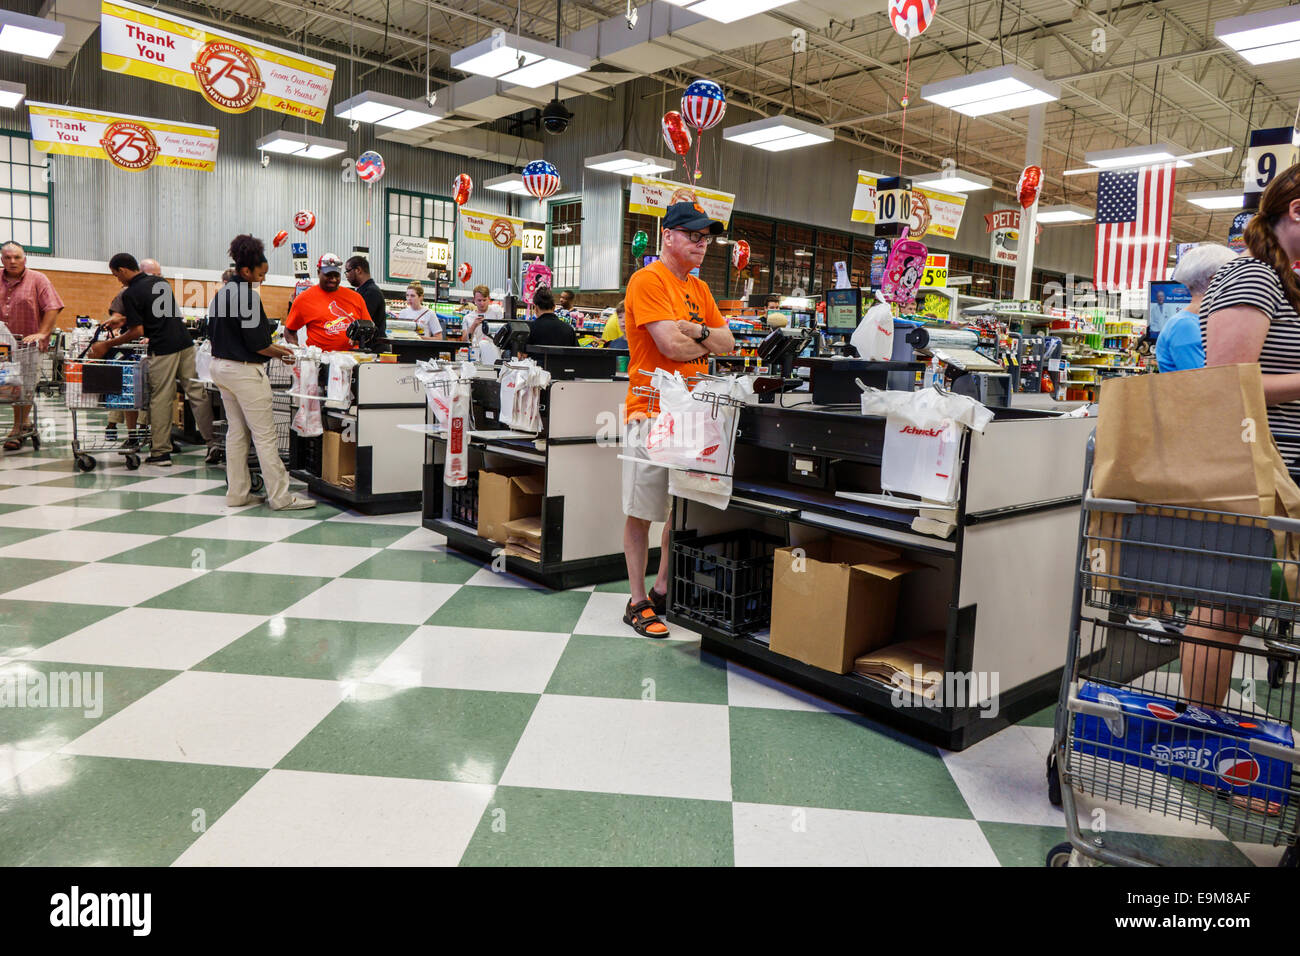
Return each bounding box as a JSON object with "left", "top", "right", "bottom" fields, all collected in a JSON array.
[
  {"left": 0, "top": 526, "right": 54, "bottom": 549},
  {"left": 1019, "top": 704, "right": 1058, "bottom": 728},
  {"left": 277, "top": 683, "right": 538, "bottom": 784},
  {"left": 47, "top": 490, "right": 180, "bottom": 510},
  {"left": 0, "top": 754, "right": 263, "bottom": 866},
  {"left": 233, "top": 501, "right": 344, "bottom": 521},
  {"left": 0, "top": 659, "right": 178, "bottom": 751},
  {"left": 0, "top": 556, "right": 85, "bottom": 594},
  {"left": 460, "top": 787, "right": 734, "bottom": 866},
  {"left": 77, "top": 510, "right": 219, "bottom": 536},
  {"left": 977, "top": 821, "right": 1257, "bottom": 867},
  {"left": 282, "top": 521, "right": 412, "bottom": 548},
  {"left": 427, "top": 585, "right": 591, "bottom": 633},
  {"left": 342, "top": 548, "right": 482, "bottom": 585},
  {"left": 195, "top": 618, "right": 416, "bottom": 681},
  {"left": 0, "top": 502, "right": 32, "bottom": 515},
  {"left": 0, "top": 601, "right": 121, "bottom": 656},
  {"left": 33, "top": 473, "right": 149, "bottom": 489},
  {"left": 977, "top": 822, "right": 1070, "bottom": 867},
  {"left": 15, "top": 459, "right": 79, "bottom": 472},
  {"left": 138, "top": 571, "right": 333, "bottom": 615},
  {"left": 546, "top": 634, "right": 728, "bottom": 704},
  {"left": 729, "top": 707, "right": 973, "bottom": 818},
  {"left": 101, "top": 536, "right": 270, "bottom": 570}
]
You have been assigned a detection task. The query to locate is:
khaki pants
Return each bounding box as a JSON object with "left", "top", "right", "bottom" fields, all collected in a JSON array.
[
  {"left": 148, "top": 346, "right": 213, "bottom": 455},
  {"left": 209, "top": 357, "right": 292, "bottom": 507}
]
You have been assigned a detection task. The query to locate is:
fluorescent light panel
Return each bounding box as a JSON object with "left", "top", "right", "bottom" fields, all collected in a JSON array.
[
  {"left": 1186, "top": 189, "right": 1245, "bottom": 211},
  {"left": 1036, "top": 204, "right": 1093, "bottom": 223},
  {"left": 0, "top": 80, "right": 25, "bottom": 110},
  {"left": 584, "top": 150, "right": 674, "bottom": 176},
  {"left": 920, "top": 65, "right": 1060, "bottom": 118},
  {"left": 913, "top": 169, "right": 993, "bottom": 193},
  {"left": 0, "top": 10, "right": 65, "bottom": 60},
  {"left": 256, "top": 131, "right": 346, "bottom": 159},
  {"left": 661, "top": 0, "right": 794, "bottom": 22},
  {"left": 1216, "top": 7, "right": 1300, "bottom": 64},
  {"left": 450, "top": 33, "right": 590, "bottom": 89},
  {"left": 484, "top": 173, "right": 531, "bottom": 195},
  {"left": 1085, "top": 144, "right": 1179, "bottom": 169},
  {"left": 723, "top": 115, "right": 832, "bottom": 151},
  {"left": 334, "top": 91, "right": 440, "bottom": 129}
]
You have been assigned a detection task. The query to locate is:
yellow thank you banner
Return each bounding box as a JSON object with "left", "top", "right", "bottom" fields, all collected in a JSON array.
[
  {"left": 460, "top": 209, "right": 524, "bottom": 249},
  {"left": 627, "top": 176, "right": 735, "bottom": 227},
  {"left": 28, "top": 101, "right": 219, "bottom": 172}
]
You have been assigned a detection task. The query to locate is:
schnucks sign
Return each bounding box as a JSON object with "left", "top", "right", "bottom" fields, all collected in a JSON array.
[{"left": 28, "top": 102, "right": 218, "bottom": 173}]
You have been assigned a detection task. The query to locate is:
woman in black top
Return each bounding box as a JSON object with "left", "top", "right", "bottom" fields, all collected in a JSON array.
[{"left": 208, "top": 234, "right": 314, "bottom": 511}]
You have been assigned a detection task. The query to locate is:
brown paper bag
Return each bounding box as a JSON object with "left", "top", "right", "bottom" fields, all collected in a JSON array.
[{"left": 1093, "top": 364, "right": 1275, "bottom": 515}]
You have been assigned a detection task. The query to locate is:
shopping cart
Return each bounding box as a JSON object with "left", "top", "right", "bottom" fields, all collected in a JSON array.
[
  {"left": 64, "top": 344, "right": 151, "bottom": 471},
  {"left": 0, "top": 320, "right": 44, "bottom": 452},
  {"left": 208, "top": 358, "right": 294, "bottom": 494},
  {"left": 1046, "top": 437, "right": 1300, "bottom": 867},
  {"left": 34, "top": 329, "right": 64, "bottom": 397}
]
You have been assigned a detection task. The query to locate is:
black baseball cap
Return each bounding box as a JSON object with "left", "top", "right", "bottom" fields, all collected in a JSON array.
[{"left": 663, "top": 201, "right": 723, "bottom": 235}]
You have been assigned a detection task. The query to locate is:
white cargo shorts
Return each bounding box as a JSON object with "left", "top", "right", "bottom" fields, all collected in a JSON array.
[{"left": 622, "top": 417, "right": 670, "bottom": 521}]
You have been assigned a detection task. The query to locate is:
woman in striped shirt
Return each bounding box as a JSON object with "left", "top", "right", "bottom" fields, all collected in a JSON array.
[{"left": 1189, "top": 166, "right": 1300, "bottom": 774}]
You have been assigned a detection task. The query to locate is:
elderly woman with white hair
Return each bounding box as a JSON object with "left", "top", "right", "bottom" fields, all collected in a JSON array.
[{"left": 1155, "top": 244, "right": 1238, "bottom": 372}]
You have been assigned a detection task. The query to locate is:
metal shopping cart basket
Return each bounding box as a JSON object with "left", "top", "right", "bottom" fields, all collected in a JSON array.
[
  {"left": 0, "top": 327, "right": 44, "bottom": 452},
  {"left": 64, "top": 342, "right": 151, "bottom": 471},
  {"left": 1046, "top": 436, "right": 1300, "bottom": 867},
  {"left": 208, "top": 358, "right": 293, "bottom": 494},
  {"left": 34, "top": 328, "right": 65, "bottom": 397}
]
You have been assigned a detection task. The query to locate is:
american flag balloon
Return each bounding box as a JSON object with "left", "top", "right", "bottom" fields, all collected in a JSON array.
[
  {"left": 356, "top": 150, "right": 385, "bottom": 183},
  {"left": 522, "top": 160, "right": 561, "bottom": 201},
  {"left": 681, "top": 79, "right": 726, "bottom": 132},
  {"left": 888, "top": 0, "right": 938, "bottom": 41}
]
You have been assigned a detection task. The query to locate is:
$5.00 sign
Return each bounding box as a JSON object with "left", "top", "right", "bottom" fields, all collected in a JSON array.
[{"left": 920, "top": 254, "right": 948, "bottom": 288}]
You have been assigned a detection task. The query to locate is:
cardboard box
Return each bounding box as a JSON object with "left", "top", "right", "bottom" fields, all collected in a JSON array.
[
  {"left": 477, "top": 469, "right": 545, "bottom": 544},
  {"left": 504, "top": 515, "right": 543, "bottom": 562},
  {"left": 322, "top": 430, "right": 357, "bottom": 486},
  {"left": 770, "top": 537, "right": 925, "bottom": 674}
]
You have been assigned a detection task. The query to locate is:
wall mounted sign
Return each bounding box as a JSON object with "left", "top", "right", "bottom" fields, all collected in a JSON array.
[
  {"left": 851, "top": 171, "right": 968, "bottom": 240},
  {"left": 627, "top": 176, "right": 735, "bottom": 228},
  {"left": 100, "top": 0, "right": 335, "bottom": 122},
  {"left": 460, "top": 208, "right": 524, "bottom": 249},
  {"left": 27, "top": 101, "right": 218, "bottom": 172}
]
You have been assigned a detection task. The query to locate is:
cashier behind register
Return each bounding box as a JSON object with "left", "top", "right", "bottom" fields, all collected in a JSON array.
[
  {"left": 526, "top": 286, "right": 578, "bottom": 347},
  {"left": 344, "top": 255, "right": 387, "bottom": 339},
  {"left": 620, "top": 201, "right": 735, "bottom": 637},
  {"left": 284, "top": 254, "right": 368, "bottom": 351},
  {"left": 461, "top": 284, "right": 503, "bottom": 342}
]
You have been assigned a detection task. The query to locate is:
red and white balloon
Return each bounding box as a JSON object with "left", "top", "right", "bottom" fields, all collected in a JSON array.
[
  {"left": 1017, "top": 165, "right": 1043, "bottom": 209},
  {"left": 458, "top": 262, "right": 472, "bottom": 285},
  {"left": 273, "top": 230, "right": 289, "bottom": 248},
  {"left": 522, "top": 160, "right": 561, "bottom": 202},
  {"left": 453, "top": 173, "right": 472, "bottom": 206},
  {"left": 888, "top": 0, "right": 938, "bottom": 41},
  {"left": 294, "top": 210, "right": 316, "bottom": 232},
  {"left": 681, "top": 79, "right": 726, "bottom": 132},
  {"left": 661, "top": 111, "right": 692, "bottom": 159},
  {"left": 731, "top": 239, "right": 751, "bottom": 272}
]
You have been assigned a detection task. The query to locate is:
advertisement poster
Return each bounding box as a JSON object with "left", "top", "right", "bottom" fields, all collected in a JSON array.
[
  {"left": 27, "top": 102, "right": 218, "bottom": 172},
  {"left": 984, "top": 208, "right": 1042, "bottom": 265},
  {"left": 100, "top": 0, "right": 336, "bottom": 122},
  {"left": 850, "top": 171, "right": 968, "bottom": 240},
  {"left": 1148, "top": 280, "right": 1191, "bottom": 333},
  {"left": 388, "top": 234, "right": 430, "bottom": 281},
  {"left": 628, "top": 176, "right": 735, "bottom": 227},
  {"left": 460, "top": 208, "right": 524, "bottom": 249}
]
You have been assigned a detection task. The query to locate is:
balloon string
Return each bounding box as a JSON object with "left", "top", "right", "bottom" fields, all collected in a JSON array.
[
  {"left": 693, "top": 134, "right": 701, "bottom": 181},
  {"left": 898, "top": 41, "right": 913, "bottom": 179}
]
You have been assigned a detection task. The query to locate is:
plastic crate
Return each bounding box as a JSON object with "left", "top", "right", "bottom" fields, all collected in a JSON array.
[
  {"left": 671, "top": 529, "right": 783, "bottom": 636},
  {"left": 450, "top": 474, "right": 479, "bottom": 528}
]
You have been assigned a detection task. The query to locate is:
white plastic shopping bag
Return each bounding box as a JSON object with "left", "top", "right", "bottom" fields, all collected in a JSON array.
[
  {"left": 326, "top": 353, "right": 357, "bottom": 405},
  {"left": 194, "top": 339, "right": 213, "bottom": 383},
  {"left": 292, "top": 351, "right": 323, "bottom": 437},
  {"left": 415, "top": 361, "right": 457, "bottom": 430},
  {"left": 850, "top": 290, "right": 895, "bottom": 362},
  {"left": 444, "top": 377, "right": 471, "bottom": 488},
  {"left": 860, "top": 387, "right": 994, "bottom": 503},
  {"left": 644, "top": 371, "right": 750, "bottom": 476}
]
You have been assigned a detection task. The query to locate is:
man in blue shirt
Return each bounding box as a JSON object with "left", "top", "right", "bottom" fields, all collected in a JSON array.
[{"left": 1156, "top": 244, "right": 1239, "bottom": 373}]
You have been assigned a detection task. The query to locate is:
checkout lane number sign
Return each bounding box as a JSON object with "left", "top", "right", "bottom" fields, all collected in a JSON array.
[{"left": 920, "top": 254, "right": 948, "bottom": 289}]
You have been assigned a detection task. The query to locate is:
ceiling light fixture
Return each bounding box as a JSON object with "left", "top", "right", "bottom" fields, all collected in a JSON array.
[
  {"left": 583, "top": 150, "right": 675, "bottom": 176},
  {"left": 920, "top": 65, "right": 1059, "bottom": 118},
  {"left": 0, "top": 80, "right": 25, "bottom": 110},
  {"left": 1064, "top": 146, "right": 1231, "bottom": 176},
  {"left": 0, "top": 9, "right": 65, "bottom": 60},
  {"left": 334, "top": 90, "right": 442, "bottom": 130},
  {"left": 1216, "top": 6, "right": 1300, "bottom": 65},
  {"left": 1085, "top": 144, "right": 1180, "bottom": 169},
  {"left": 255, "top": 131, "right": 346, "bottom": 160},
  {"left": 1035, "top": 203, "right": 1094, "bottom": 223},
  {"left": 722, "top": 115, "right": 833, "bottom": 152},
  {"left": 660, "top": 0, "right": 795, "bottom": 23},
  {"left": 913, "top": 169, "right": 993, "bottom": 193},
  {"left": 1186, "top": 189, "right": 1246, "bottom": 211},
  {"left": 484, "top": 173, "right": 532, "bottom": 195},
  {"left": 450, "top": 31, "right": 591, "bottom": 89}
]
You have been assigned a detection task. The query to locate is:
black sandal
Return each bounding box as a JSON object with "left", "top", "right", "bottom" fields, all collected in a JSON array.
[
  {"left": 3, "top": 435, "right": 24, "bottom": 452},
  {"left": 624, "top": 599, "right": 670, "bottom": 638}
]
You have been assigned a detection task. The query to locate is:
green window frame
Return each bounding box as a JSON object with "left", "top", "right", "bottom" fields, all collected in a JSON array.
[
  {"left": 0, "top": 130, "right": 53, "bottom": 254},
  {"left": 384, "top": 187, "right": 456, "bottom": 284}
]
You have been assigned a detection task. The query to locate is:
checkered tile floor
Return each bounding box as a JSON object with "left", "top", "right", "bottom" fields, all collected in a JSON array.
[{"left": 0, "top": 400, "right": 1288, "bottom": 866}]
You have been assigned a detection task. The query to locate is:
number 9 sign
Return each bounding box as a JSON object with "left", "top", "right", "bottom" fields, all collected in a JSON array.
[{"left": 1244, "top": 127, "right": 1299, "bottom": 196}]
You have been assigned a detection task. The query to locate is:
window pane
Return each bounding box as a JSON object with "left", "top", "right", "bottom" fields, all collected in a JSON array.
[
  {"left": 0, "top": 137, "right": 8, "bottom": 163},
  {"left": 0, "top": 219, "right": 10, "bottom": 241},
  {"left": 10, "top": 138, "right": 26, "bottom": 164},
  {"left": 31, "top": 221, "right": 48, "bottom": 250},
  {"left": 389, "top": 191, "right": 399, "bottom": 213},
  {"left": 30, "top": 196, "right": 47, "bottom": 222},
  {"left": 12, "top": 194, "right": 29, "bottom": 220},
  {"left": 388, "top": 214, "right": 399, "bottom": 236},
  {"left": 13, "top": 221, "right": 29, "bottom": 245},
  {"left": 28, "top": 167, "right": 47, "bottom": 194},
  {"left": 400, "top": 194, "right": 410, "bottom": 215},
  {"left": 0, "top": 194, "right": 9, "bottom": 218},
  {"left": 12, "top": 166, "right": 28, "bottom": 192},
  {"left": 423, "top": 198, "right": 433, "bottom": 220}
]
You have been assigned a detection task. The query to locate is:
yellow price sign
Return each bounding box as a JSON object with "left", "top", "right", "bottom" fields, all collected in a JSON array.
[{"left": 920, "top": 254, "right": 948, "bottom": 288}]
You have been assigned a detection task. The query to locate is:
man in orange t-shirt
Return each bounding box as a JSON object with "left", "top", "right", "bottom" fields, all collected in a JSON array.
[
  {"left": 620, "top": 201, "right": 735, "bottom": 637},
  {"left": 285, "top": 254, "right": 367, "bottom": 351}
]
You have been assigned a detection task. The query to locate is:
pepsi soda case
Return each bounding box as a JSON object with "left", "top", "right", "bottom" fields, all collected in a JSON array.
[{"left": 1072, "top": 680, "right": 1294, "bottom": 806}]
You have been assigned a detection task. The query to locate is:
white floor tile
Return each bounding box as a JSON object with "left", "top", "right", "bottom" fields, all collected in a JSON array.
[
  {"left": 140, "top": 494, "right": 257, "bottom": 515},
  {"left": 501, "top": 694, "right": 731, "bottom": 801},
  {"left": 0, "top": 468, "right": 85, "bottom": 486},
  {"left": 1, "top": 563, "right": 205, "bottom": 606},
  {"left": 464, "top": 566, "right": 551, "bottom": 590},
  {"left": 220, "top": 542, "right": 380, "bottom": 578},
  {"left": 368, "top": 626, "right": 569, "bottom": 694},
  {"left": 0, "top": 530, "right": 161, "bottom": 562},
  {"left": 0, "top": 485, "right": 98, "bottom": 505},
  {"left": 0, "top": 748, "right": 51, "bottom": 786},
  {"left": 328, "top": 510, "right": 424, "bottom": 526},
  {"left": 1233, "top": 842, "right": 1288, "bottom": 867},
  {"left": 279, "top": 578, "right": 459, "bottom": 625},
  {"left": 60, "top": 671, "right": 343, "bottom": 769},
  {"left": 572, "top": 591, "right": 701, "bottom": 641},
  {"left": 725, "top": 662, "right": 852, "bottom": 714},
  {"left": 173, "top": 769, "right": 493, "bottom": 866},
  {"left": 173, "top": 515, "right": 319, "bottom": 542},
  {"left": 0, "top": 507, "right": 127, "bottom": 531},
  {"left": 26, "top": 608, "right": 266, "bottom": 671},
  {"left": 119, "top": 476, "right": 226, "bottom": 495},
  {"left": 386, "top": 527, "right": 449, "bottom": 551},
  {"left": 732, "top": 802, "right": 1000, "bottom": 867}
]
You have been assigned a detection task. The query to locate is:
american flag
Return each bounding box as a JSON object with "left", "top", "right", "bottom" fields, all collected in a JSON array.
[{"left": 1094, "top": 164, "right": 1176, "bottom": 292}]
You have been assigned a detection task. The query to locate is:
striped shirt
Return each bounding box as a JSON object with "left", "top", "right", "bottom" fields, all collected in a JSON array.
[{"left": 1199, "top": 256, "right": 1300, "bottom": 464}]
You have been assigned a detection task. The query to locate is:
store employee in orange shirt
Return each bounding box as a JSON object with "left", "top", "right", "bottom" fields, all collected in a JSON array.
[
  {"left": 620, "top": 201, "right": 734, "bottom": 637},
  {"left": 284, "top": 253, "right": 368, "bottom": 350}
]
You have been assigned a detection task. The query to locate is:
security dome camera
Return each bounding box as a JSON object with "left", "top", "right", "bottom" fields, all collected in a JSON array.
[
  {"left": 259, "top": 153, "right": 270, "bottom": 168},
  {"left": 348, "top": 119, "right": 360, "bottom": 133},
  {"left": 425, "top": 91, "right": 438, "bottom": 107},
  {"left": 541, "top": 98, "right": 572, "bottom": 135},
  {"left": 626, "top": 2, "right": 638, "bottom": 28}
]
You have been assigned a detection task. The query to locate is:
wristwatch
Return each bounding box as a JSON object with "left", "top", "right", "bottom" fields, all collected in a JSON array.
[{"left": 697, "top": 324, "right": 710, "bottom": 342}]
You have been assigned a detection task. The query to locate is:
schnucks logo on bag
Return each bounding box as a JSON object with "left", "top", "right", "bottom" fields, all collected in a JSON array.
[
  {"left": 699, "top": 443, "right": 720, "bottom": 458},
  {"left": 1216, "top": 748, "right": 1261, "bottom": 786},
  {"left": 450, "top": 417, "right": 463, "bottom": 455},
  {"left": 899, "top": 425, "right": 945, "bottom": 437}
]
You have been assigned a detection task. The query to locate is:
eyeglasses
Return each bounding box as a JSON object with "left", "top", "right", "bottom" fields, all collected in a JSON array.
[{"left": 672, "top": 229, "right": 711, "bottom": 245}]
